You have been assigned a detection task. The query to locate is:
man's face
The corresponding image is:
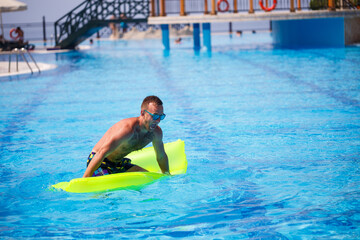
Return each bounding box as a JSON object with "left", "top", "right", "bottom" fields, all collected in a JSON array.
[{"left": 144, "top": 102, "right": 164, "bottom": 131}]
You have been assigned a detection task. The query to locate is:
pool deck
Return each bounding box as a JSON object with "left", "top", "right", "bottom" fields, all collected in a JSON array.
[
  {"left": 148, "top": 9, "right": 360, "bottom": 24},
  {"left": 0, "top": 46, "right": 92, "bottom": 77},
  {"left": 0, "top": 61, "right": 57, "bottom": 77}
]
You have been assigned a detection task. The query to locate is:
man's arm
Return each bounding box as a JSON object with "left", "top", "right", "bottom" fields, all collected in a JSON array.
[
  {"left": 153, "top": 128, "right": 170, "bottom": 174},
  {"left": 82, "top": 123, "right": 132, "bottom": 178},
  {"left": 82, "top": 142, "right": 112, "bottom": 178}
]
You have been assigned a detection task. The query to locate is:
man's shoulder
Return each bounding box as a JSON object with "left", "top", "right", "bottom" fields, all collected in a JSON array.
[
  {"left": 119, "top": 117, "right": 138, "bottom": 124},
  {"left": 153, "top": 126, "right": 163, "bottom": 139},
  {"left": 111, "top": 117, "right": 138, "bottom": 132}
]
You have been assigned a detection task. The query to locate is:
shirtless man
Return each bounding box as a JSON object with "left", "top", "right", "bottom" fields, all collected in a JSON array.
[
  {"left": 83, "top": 96, "right": 169, "bottom": 178},
  {"left": 15, "top": 27, "right": 24, "bottom": 44}
]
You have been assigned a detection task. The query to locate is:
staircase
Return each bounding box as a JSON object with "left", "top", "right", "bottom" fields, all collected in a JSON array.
[
  {"left": 343, "top": 0, "right": 360, "bottom": 9},
  {"left": 54, "top": 0, "right": 150, "bottom": 49}
]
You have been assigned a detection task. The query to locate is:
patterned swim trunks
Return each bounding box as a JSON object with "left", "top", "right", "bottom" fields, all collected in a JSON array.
[{"left": 87, "top": 152, "right": 135, "bottom": 177}]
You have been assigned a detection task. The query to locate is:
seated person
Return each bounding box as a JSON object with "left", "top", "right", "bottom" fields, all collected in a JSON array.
[
  {"left": 14, "top": 27, "right": 24, "bottom": 44},
  {"left": 1, "top": 28, "right": 35, "bottom": 51}
]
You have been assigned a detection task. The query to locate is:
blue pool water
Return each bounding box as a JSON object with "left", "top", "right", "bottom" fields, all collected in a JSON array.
[{"left": 1, "top": 33, "right": 360, "bottom": 239}]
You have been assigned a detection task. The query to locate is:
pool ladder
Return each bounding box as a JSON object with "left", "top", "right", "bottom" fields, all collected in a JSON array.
[{"left": 8, "top": 48, "right": 41, "bottom": 74}]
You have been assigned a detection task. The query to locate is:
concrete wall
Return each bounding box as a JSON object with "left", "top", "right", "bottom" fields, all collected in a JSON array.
[
  {"left": 272, "top": 18, "right": 345, "bottom": 48},
  {"left": 345, "top": 17, "right": 360, "bottom": 45}
]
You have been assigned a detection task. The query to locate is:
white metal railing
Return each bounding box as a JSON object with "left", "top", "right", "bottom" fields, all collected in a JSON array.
[{"left": 8, "top": 48, "right": 41, "bottom": 74}]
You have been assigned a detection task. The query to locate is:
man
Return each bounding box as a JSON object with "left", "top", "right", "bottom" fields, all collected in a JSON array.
[
  {"left": 16, "top": 27, "right": 24, "bottom": 44},
  {"left": 83, "top": 96, "right": 169, "bottom": 178}
]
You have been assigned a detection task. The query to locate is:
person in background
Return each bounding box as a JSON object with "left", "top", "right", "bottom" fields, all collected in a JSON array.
[
  {"left": 16, "top": 27, "right": 24, "bottom": 44},
  {"left": 120, "top": 14, "right": 128, "bottom": 33},
  {"left": 175, "top": 37, "right": 182, "bottom": 44},
  {"left": 109, "top": 15, "right": 119, "bottom": 39},
  {"left": 0, "top": 35, "right": 6, "bottom": 44},
  {"left": 0, "top": 35, "right": 6, "bottom": 50}
]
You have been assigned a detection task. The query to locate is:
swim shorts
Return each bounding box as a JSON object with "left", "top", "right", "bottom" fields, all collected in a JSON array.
[{"left": 87, "top": 152, "right": 135, "bottom": 177}]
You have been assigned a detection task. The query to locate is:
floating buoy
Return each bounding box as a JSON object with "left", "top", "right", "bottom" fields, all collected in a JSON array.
[
  {"left": 217, "top": 0, "right": 230, "bottom": 12},
  {"left": 259, "top": 0, "right": 277, "bottom": 12},
  {"left": 10, "top": 28, "right": 20, "bottom": 40}
]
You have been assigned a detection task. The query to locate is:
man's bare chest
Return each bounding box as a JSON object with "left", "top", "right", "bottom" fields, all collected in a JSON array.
[{"left": 108, "top": 132, "right": 153, "bottom": 162}]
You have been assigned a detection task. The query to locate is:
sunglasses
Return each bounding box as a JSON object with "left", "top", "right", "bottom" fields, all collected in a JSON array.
[{"left": 144, "top": 110, "right": 166, "bottom": 121}]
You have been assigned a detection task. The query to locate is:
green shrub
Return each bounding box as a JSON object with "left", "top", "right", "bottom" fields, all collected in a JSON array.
[{"left": 310, "top": 0, "right": 328, "bottom": 10}]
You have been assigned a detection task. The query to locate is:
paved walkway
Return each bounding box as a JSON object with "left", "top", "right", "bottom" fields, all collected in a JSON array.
[
  {"left": 0, "top": 61, "right": 57, "bottom": 77},
  {"left": 0, "top": 47, "right": 75, "bottom": 77}
]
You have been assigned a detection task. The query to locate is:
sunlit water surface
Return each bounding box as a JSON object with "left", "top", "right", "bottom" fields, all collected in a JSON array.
[{"left": 1, "top": 33, "right": 360, "bottom": 239}]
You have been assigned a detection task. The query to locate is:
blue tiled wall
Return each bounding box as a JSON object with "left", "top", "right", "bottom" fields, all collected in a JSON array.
[{"left": 272, "top": 18, "right": 344, "bottom": 48}]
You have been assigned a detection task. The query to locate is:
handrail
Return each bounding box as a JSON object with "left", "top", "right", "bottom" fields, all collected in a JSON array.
[
  {"left": 54, "top": 0, "right": 99, "bottom": 45},
  {"left": 55, "top": 1, "right": 89, "bottom": 25},
  {"left": 54, "top": 0, "right": 150, "bottom": 47},
  {"left": 343, "top": 0, "right": 358, "bottom": 8},
  {"left": 8, "top": 48, "right": 41, "bottom": 74},
  {"left": 152, "top": 0, "right": 360, "bottom": 16}
]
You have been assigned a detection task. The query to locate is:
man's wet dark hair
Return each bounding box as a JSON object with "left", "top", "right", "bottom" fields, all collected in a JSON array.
[{"left": 141, "top": 96, "right": 163, "bottom": 109}]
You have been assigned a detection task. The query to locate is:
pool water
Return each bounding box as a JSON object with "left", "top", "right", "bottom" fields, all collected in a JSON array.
[{"left": 1, "top": 33, "right": 360, "bottom": 239}]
